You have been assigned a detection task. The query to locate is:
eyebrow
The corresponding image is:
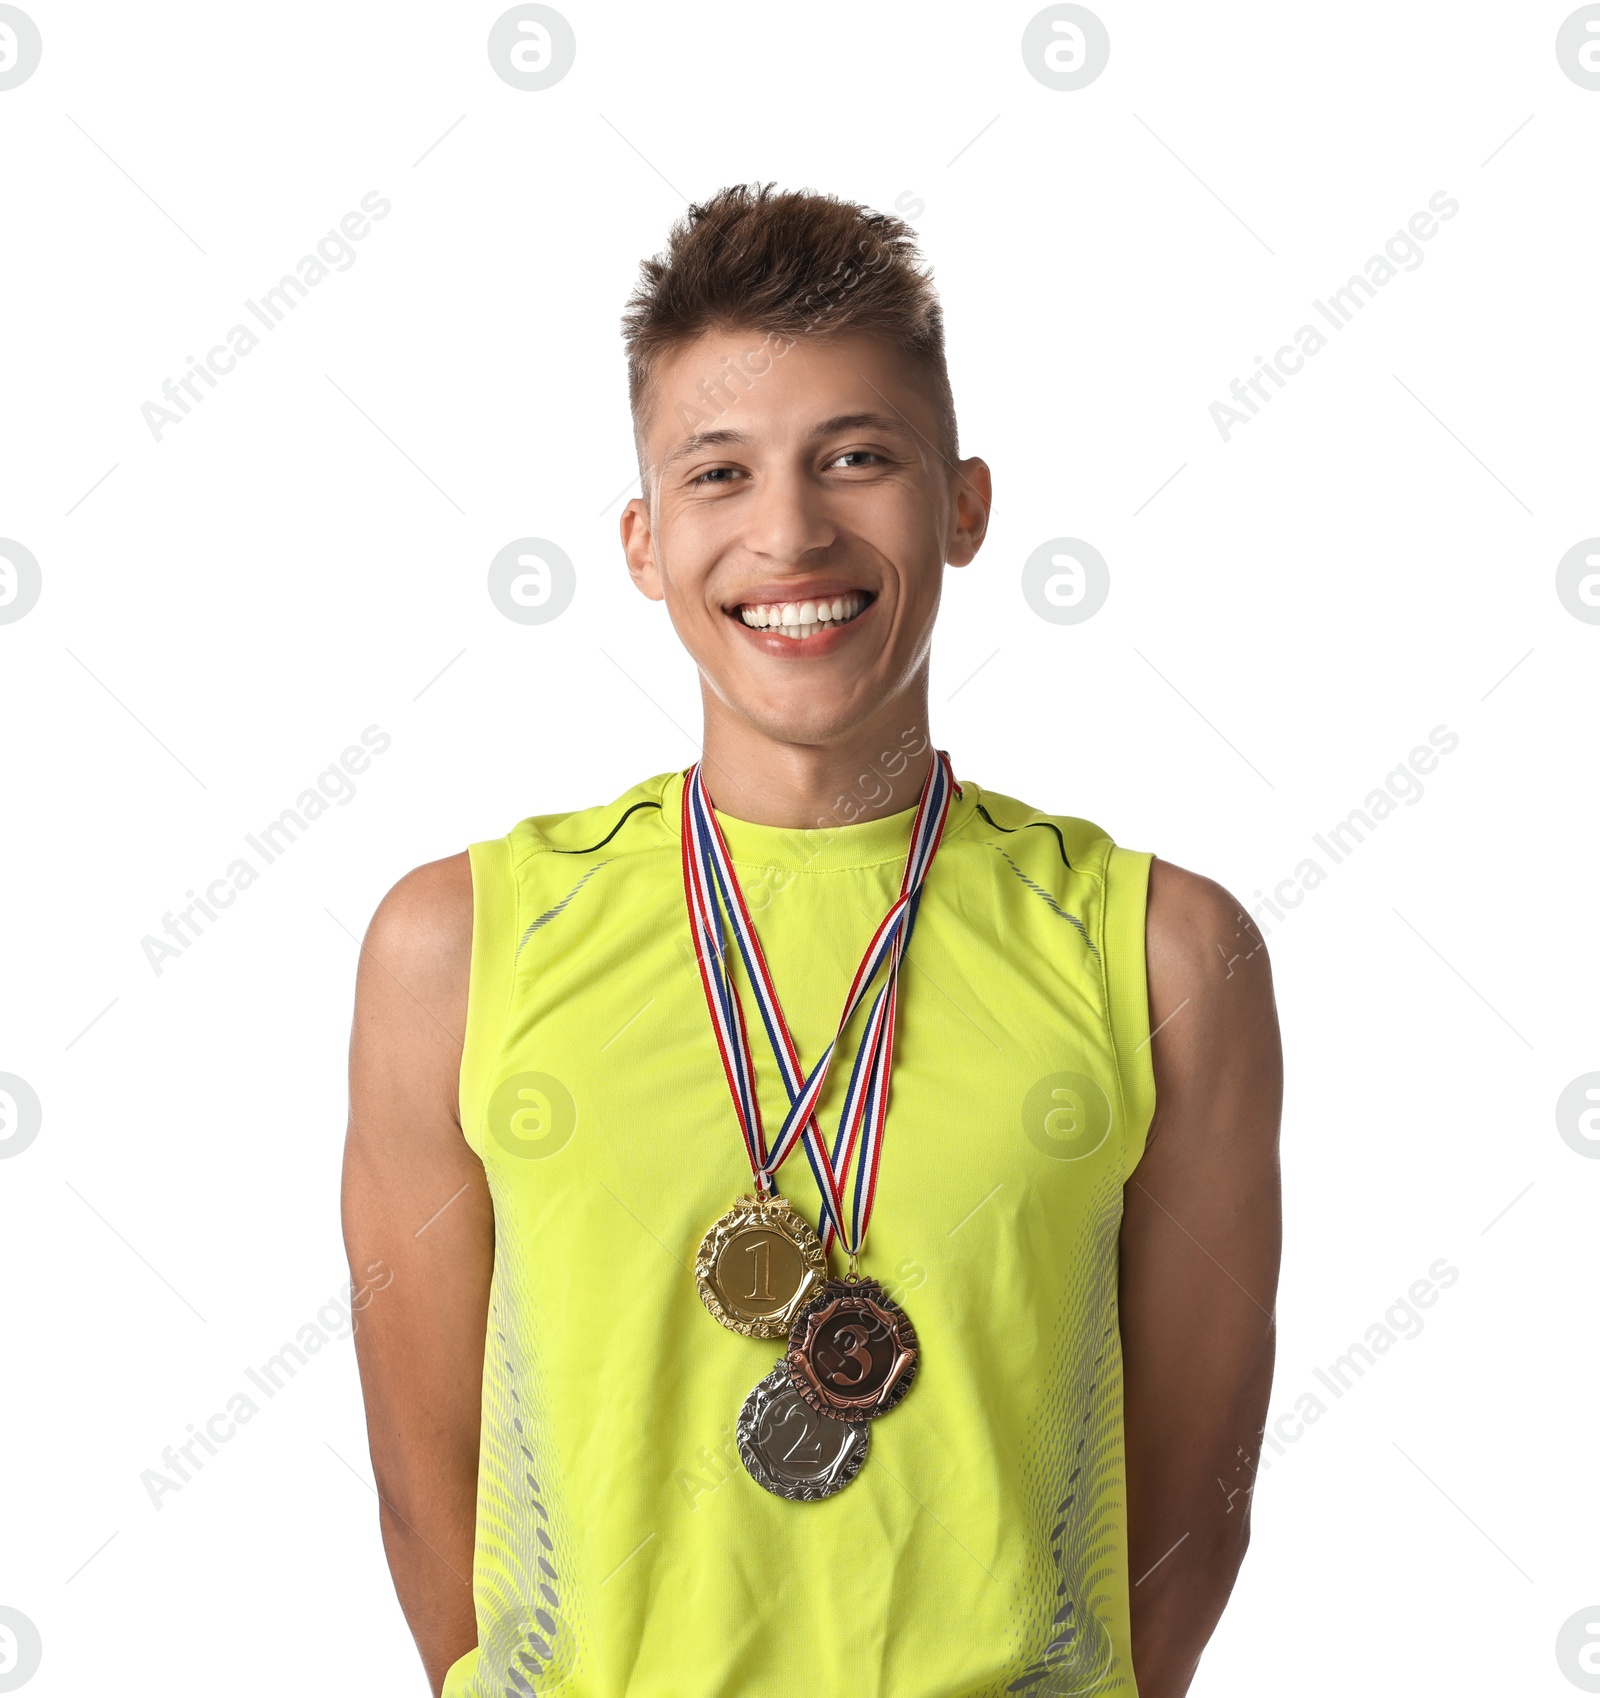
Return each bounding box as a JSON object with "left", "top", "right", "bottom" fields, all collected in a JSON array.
[
  {"left": 661, "top": 427, "right": 753, "bottom": 473},
  {"left": 659, "top": 411, "right": 916, "bottom": 475},
  {"left": 808, "top": 411, "right": 913, "bottom": 440}
]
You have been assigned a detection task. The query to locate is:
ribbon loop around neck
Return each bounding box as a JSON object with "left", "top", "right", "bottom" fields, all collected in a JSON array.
[{"left": 679, "top": 751, "right": 959, "bottom": 1255}]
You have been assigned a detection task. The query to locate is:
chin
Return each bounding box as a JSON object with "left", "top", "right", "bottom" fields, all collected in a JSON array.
[{"left": 739, "top": 699, "right": 861, "bottom": 750}]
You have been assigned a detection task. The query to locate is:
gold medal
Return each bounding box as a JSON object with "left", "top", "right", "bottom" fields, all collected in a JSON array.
[{"left": 694, "top": 1194, "right": 826, "bottom": 1339}]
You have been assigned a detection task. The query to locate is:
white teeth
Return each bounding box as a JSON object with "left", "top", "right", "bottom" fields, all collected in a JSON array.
[{"left": 738, "top": 592, "right": 867, "bottom": 634}]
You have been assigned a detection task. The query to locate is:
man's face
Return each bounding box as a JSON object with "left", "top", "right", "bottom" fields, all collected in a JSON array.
[{"left": 621, "top": 328, "right": 990, "bottom": 749}]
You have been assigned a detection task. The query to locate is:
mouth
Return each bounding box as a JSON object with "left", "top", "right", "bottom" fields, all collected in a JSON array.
[{"left": 728, "top": 589, "right": 876, "bottom": 642}]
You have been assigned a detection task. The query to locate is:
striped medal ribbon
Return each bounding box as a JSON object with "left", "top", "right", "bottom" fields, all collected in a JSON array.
[{"left": 680, "top": 751, "right": 959, "bottom": 1282}]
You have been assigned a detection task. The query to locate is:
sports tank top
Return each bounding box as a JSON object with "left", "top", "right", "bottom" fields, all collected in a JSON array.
[{"left": 442, "top": 765, "right": 1156, "bottom": 1698}]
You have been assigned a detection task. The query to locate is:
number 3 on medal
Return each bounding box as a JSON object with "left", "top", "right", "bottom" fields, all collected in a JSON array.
[{"left": 824, "top": 1324, "right": 872, "bottom": 1387}]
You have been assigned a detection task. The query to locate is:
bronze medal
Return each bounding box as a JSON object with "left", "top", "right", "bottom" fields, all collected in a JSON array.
[
  {"left": 785, "top": 1275, "right": 919, "bottom": 1423},
  {"left": 736, "top": 1365, "right": 869, "bottom": 1501},
  {"left": 694, "top": 1194, "right": 826, "bottom": 1339}
]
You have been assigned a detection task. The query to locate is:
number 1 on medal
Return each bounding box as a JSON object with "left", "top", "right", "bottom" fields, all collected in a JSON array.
[{"left": 746, "top": 1238, "right": 773, "bottom": 1303}]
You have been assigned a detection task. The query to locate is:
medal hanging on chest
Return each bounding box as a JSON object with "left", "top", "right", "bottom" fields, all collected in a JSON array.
[{"left": 679, "top": 750, "right": 960, "bottom": 1497}]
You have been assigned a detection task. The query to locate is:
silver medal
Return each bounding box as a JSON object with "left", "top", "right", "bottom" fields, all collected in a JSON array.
[{"left": 736, "top": 1365, "right": 868, "bottom": 1501}]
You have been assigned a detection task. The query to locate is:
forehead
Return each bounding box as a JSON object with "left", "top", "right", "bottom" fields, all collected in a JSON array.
[{"left": 640, "top": 328, "right": 937, "bottom": 454}]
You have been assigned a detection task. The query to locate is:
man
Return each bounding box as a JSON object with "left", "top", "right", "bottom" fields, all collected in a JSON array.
[{"left": 341, "top": 184, "right": 1282, "bottom": 1698}]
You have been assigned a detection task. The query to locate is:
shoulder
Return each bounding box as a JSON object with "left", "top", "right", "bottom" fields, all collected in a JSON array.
[
  {"left": 358, "top": 852, "right": 475, "bottom": 1025},
  {"left": 346, "top": 854, "right": 476, "bottom": 1136},
  {"left": 1141, "top": 856, "right": 1281, "bottom": 1151},
  {"left": 521, "top": 771, "right": 681, "bottom": 861},
  {"left": 1145, "top": 857, "right": 1264, "bottom": 985},
  {"left": 368, "top": 851, "right": 474, "bottom": 949},
  {"left": 955, "top": 782, "right": 1115, "bottom": 876}
]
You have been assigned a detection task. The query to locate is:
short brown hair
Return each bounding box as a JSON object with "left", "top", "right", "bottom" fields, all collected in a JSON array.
[{"left": 622, "top": 183, "right": 958, "bottom": 472}]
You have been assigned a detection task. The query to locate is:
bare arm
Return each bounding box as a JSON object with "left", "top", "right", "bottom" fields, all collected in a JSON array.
[
  {"left": 1121, "top": 858, "right": 1283, "bottom": 1698},
  {"left": 340, "top": 852, "right": 492, "bottom": 1695}
]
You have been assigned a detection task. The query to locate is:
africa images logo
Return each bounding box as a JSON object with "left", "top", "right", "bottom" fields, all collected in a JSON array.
[
  {"left": 1557, "top": 1605, "right": 1600, "bottom": 1691},
  {"left": 1021, "top": 5, "right": 1110, "bottom": 91},
  {"left": 487, "top": 5, "right": 576, "bottom": 90},
  {"left": 0, "top": 6, "right": 42, "bottom": 92},
  {"left": 0, "top": 540, "right": 41, "bottom": 625},
  {"left": 0, "top": 1075, "right": 42, "bottom": 1161},
  {"left": 0, "top": 1605, "right": 42, "bottom": 1692},
  {"left": 1556, "top": 5, "right": 1600, "bottom": 89}
]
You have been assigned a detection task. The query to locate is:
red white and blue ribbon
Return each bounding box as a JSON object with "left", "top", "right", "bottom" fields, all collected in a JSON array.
[{"left": 679, "top": 750, "right": 960, "bottom": 1256}]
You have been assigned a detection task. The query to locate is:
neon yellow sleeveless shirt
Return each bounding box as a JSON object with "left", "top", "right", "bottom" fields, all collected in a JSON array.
[{"left": 444, "top": 764, "right": 1155, "bottom": 1698}]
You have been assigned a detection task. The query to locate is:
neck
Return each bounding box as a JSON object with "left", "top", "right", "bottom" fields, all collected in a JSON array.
[{"left": 695, "top": 681, "right": 935, "bottom": 830}]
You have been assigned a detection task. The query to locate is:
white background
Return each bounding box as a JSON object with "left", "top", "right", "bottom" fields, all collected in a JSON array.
[{"left": 1, "top": 2, "right": 1596, "bottom": 1693}]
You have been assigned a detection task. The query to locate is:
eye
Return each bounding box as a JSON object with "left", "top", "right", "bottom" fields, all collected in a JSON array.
[
  {"left": 689, "top": 465, "right": 742, "bottom": 487},
  {"left": 827, "top": 450, "right": 883, "bottom": 471}
]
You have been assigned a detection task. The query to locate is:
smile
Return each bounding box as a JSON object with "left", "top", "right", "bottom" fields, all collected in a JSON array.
[{"left": 734, "top": 591, "right": 872, "bottom": 641}]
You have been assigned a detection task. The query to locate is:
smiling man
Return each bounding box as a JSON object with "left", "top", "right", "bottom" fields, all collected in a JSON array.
[{"left": 341, "top": 185, "right": 1283, "bottom": 1698}]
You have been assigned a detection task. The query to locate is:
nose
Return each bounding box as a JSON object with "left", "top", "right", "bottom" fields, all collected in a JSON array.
[{"left": 741, "top": 463, "right": 837, "bottom": 566}]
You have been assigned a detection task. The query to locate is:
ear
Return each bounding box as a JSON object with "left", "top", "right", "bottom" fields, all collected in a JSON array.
[
  {"left": 946, "top": 456, "right": 992, "bottom": 569},
  {"left": 620, "top": 495, "right": 664, "bottom": 601}
]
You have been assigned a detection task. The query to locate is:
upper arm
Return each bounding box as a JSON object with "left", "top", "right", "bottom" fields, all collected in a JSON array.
[
  {"left": 1119, "top": 857, "right": 1283, "bottom": 1542},
  {"left": 340, "top": 851, "right": 494, "bottom": 1498}
]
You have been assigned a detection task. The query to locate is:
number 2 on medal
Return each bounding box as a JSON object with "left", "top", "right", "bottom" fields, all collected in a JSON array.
[{"left": 776, "top": 1409, "right": 825, "bottom": 1464}]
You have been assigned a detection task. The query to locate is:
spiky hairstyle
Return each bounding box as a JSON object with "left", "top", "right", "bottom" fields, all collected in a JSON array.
[{"left": 621, "top": 183, "right": 958, "bottom": 470}]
